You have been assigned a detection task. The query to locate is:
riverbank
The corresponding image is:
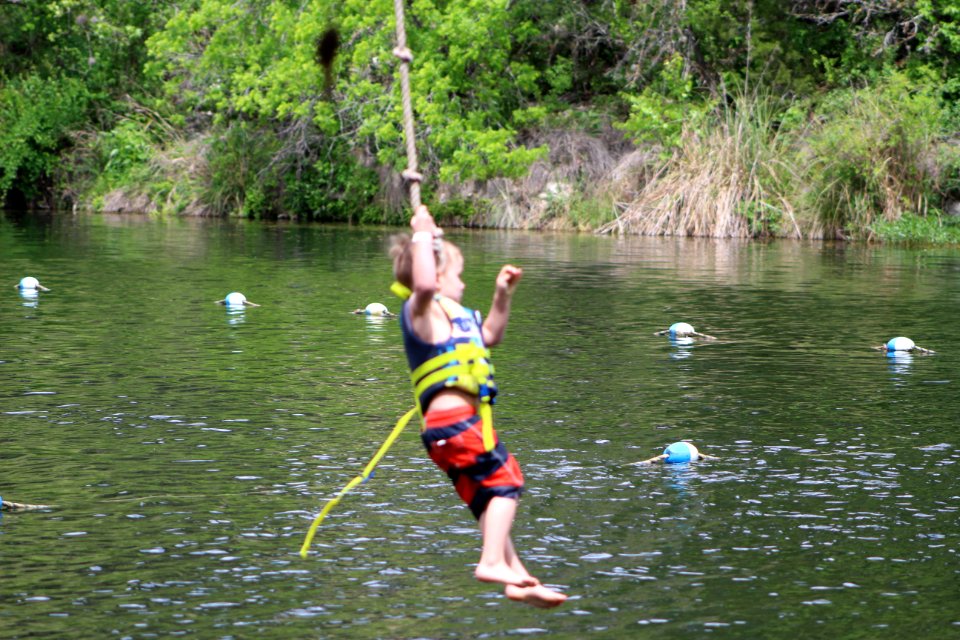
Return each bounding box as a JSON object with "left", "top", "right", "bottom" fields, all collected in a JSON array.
[
  {"left": 52, "top": 83, "right": 960, "bottom": 245},
  {"left": 4, "top": 2, "right": 960, "bottom": 243}
]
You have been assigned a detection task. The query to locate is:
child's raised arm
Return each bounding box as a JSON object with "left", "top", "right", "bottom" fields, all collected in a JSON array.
[
  {"left": 408, "top": 205, "right": 440, "bottom": 318},
  {"left": 482, "top": 265, "right": 522, "bottom": 347}
]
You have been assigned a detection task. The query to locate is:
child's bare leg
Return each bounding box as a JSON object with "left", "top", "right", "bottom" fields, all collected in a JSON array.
[
  {"left": 503, "top": 534, "right": 537, "bottom": 584},
  {"left": 475, "top": 497, "right": 537, "bottom": 587}
]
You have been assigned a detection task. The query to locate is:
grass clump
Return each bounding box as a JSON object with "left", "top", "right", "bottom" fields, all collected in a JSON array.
[
  {"left": 870, "top": 213, "right": 960, "bottom": 244},
  {"left": 798, "top": 71, "right": 947, "bottom": 240},
  {"left": 599, "top": 88, "right": 797, "bottom": 238}
]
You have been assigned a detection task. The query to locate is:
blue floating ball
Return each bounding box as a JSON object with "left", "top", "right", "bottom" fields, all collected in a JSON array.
[
  {"left": 224, "top": 292, "right": 247, "bottom": 307},
  {"left": 18, "top": 276, "right": 40, "bottom": 290},
  {"left": 364, "top": 302, "right": 389, "bottom": 316},
  {"left": 663, "top": 441, "right": 700, "bottom": 463},
  {"left": 886, "top": 336, "right": 915, "bottom": 353},
  {"left": 669, "top": 322, "right": 695, "bottom": 337}
]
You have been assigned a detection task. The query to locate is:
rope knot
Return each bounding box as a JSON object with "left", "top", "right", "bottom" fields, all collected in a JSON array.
[
  {"left": 392, "top": 46, "right": 413, "bottom": 62},
  {"left": 401, "top": 169, "right": 424, "bottom": 183}
]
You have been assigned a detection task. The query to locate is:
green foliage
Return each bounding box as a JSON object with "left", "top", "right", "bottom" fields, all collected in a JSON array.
[
  {"left": 0, "top": 0, "right": 178, "bottom": 205},
  {"left": 431, "top": 197, "right": 478, "bottom": 225},
  {"left": 284, "top": 151, "right": 383, "bottom": 223},
  {"left": 2, "top": 0, "right": 960, "bottom": 241},
  {"left": 565, "top": 194, "right": 617, "bottom": 231},
  {"left": 0, "top": 0, "right": 175, "bottom": 102},
  {"left": 146, "top": 0, "right": 548, "bottom": 188},
  {"left": 870, "top": 213, "right": 960, "bottom": 244},
  {"left": 98, "top": 120, "right": 155, "bottom": 181},
  {"left": 800, "top": 71, "right": 947, "bottom": 237},
  {"left": 935, "top": 141, "right": 960, "bottom": 204},
  {"left": 205, "top": 121, "right": 282, "bottom": 218},
  {"left": 917, "top": 0, "right": 960, "bottom": 61},
  {"left": 0, "top": 74, "right": 90, "bottom": 203},
  {"left": 616, "top": 54, "right": 713, "bottom": 155}
]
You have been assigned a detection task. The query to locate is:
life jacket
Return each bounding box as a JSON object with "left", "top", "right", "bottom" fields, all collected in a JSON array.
[{"left": 394, "top": 283, "right": 497, "bottom": 451}]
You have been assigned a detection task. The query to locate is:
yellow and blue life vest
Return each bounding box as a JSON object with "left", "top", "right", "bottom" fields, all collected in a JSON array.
[
  {"left": 400, "top": 295, "right": 497, "bottom": 410},
  {"left": 394, "top": 285, "right": 498, "bottom": 451}
]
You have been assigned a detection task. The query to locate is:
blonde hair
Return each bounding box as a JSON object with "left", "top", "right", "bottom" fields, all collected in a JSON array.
[{"left": 390, "top": 234, "right": 460, "bottom": 288}]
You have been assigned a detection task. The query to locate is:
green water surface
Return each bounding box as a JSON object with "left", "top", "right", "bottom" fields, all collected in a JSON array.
[{"left": 1, "top": 213, "right": 957, "bottom": 639}]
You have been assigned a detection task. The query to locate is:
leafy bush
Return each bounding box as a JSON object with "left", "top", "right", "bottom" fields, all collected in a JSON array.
[
  {"left": 98, "top": 121, "right": 154, "bottom": 180},
  {"left": 0, "top": 74, "right": 89, "bottom": 204},
  {"left": 616, "top": 54, "right": 714, "bottom": 156},
  {"left": 284, "top": 151, "right": 383, "bottom": 223},
  {"left": 146, "top": 0, "right": 549, "bottom": 191},
  {"left": 800, "top": 71, "right": 947, "bottom": 238},
  {"left": 870, "top": 212, "right": 960, "bottom": 244},
  {"left": 205, "top": 122, "right": 282, "bottom": 218}
]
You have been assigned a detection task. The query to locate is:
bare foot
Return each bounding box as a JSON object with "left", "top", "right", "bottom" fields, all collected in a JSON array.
[
  {"left": 505, "top": 583, "right": 568, "bottom": 608},
  {"left": 474, "top": 562, "right": 538, "bottom": 587}
]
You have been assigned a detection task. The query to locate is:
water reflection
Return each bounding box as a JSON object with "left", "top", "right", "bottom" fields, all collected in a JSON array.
[
  {"left": 668, "top": 336, "right": 695, "bottom": 360},
  {"left": 664, "top": 461, "right": 699, "bottom": 497},
  {"left": 886, "top": 350, "right": 913, "bottom": 377},
  {"left": 225, "top": 307, "right": 246, "bottom": 325},
  {"left": 18, "top": 289, "right": 39, "bottom": 308},
  {"left": 362, "top": 315, "right": 394, "bottom": 343}
]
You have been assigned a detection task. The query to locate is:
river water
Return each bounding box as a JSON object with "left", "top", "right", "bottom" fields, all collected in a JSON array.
[{"left": 1, "top": 212, "right": 957, "bottom": 638}]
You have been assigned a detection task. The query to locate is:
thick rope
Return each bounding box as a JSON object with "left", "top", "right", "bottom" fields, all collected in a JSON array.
[{"left": 393, "top": 0, "right": 423, "bottom": 210}]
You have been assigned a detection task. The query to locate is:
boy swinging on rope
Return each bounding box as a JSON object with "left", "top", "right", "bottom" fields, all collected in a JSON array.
[{"left": 390, "top": 205, "right": 567, "bottom": 608}]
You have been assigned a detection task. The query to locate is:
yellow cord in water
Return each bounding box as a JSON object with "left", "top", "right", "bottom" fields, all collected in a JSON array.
[{"left": 299, "top": 407, "right": 419, "bottom": 558}]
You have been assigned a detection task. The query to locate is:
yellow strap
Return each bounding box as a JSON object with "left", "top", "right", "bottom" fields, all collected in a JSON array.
[
  {"left": 414, "top": 364, "right": 479, "bottom": 397},
  {"left": 409, "top": 348, "right": 466, "bottom": 384},
  {"left": 409, "top": 342, "right": 489, "bottom": 382},
  {"left": 436, "top": 295, "right": 464, "bottom": 320},
  {"left": 479, "top": 401, "right": 495, "bottom": 452},
  {"left": 299, "top": 407, "right": 419, "bottom": 559},
  {"left": 391, "top": 281, "right": 412, "bottom": 300}
]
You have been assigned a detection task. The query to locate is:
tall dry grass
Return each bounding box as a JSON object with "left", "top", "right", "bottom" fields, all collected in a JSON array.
[{"left": 598, "top": 91, "right": 802, "bottom": 238}]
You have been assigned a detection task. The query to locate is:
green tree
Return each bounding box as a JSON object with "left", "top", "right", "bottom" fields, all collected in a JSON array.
[
  {"left": 146, "top": 1, "right": 548, "bottom": 195},
  {"left": 0, "top": 0, "right": 178, "bottom": 206}
]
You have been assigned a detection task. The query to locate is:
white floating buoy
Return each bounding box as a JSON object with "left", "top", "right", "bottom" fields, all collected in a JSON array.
[
  {"left": 364, "top": 302, "right": 389, "bottom": 316},
  {"left": 654, "top": 322, "right": 716, "bottom": 340},
  {"left": 16, "top": 277, "right": 49, "bottom": 292},
  {"left": 217, "top": 292, "right": 260, "bottom": 308},
  {"left": 886, "top": 336, "right": 915, "bottom": 352},
  {"left": 353, "top": 302, "right": 395, "bottom": 317},
  {"left": 669, "top": 322, "right": 695, "bottom": 337},
  {"left": 225, "top": 292, "right": 247, "bottom": 307},
  {"left": 633, "top": 441, "right": 719, "bottom": 465},
  {"left": 875, "top": 336, "right": 934, "bottom": 355},
  {"left": 663, "top": 441, "right": 700, "bottom": 463}
]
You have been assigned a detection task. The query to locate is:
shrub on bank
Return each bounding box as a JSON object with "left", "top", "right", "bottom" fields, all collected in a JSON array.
[
  {"left": 0, "top": 75, "right": 90, "bottom": 207},
  {"left": 798, "top": 71, "right": 949, "bottom": 240}
]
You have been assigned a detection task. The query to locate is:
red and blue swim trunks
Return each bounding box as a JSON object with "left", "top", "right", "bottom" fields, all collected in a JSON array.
[{"left": 421, "top": 405, "right": 524, "bottom": 519}]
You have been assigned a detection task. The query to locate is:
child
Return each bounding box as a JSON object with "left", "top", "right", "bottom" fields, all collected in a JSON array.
[{"left": 390, "top": 205, "right": 567, "bottom": 609}]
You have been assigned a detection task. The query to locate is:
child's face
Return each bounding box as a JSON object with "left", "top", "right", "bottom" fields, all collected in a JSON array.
[{"left": 437, "top": 250, "right": 465, "bottom": 302}]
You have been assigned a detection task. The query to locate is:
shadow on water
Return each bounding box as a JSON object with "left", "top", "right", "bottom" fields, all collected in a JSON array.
[{"left": 1, "top": 214, "right": 958, "bottom": 638}]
